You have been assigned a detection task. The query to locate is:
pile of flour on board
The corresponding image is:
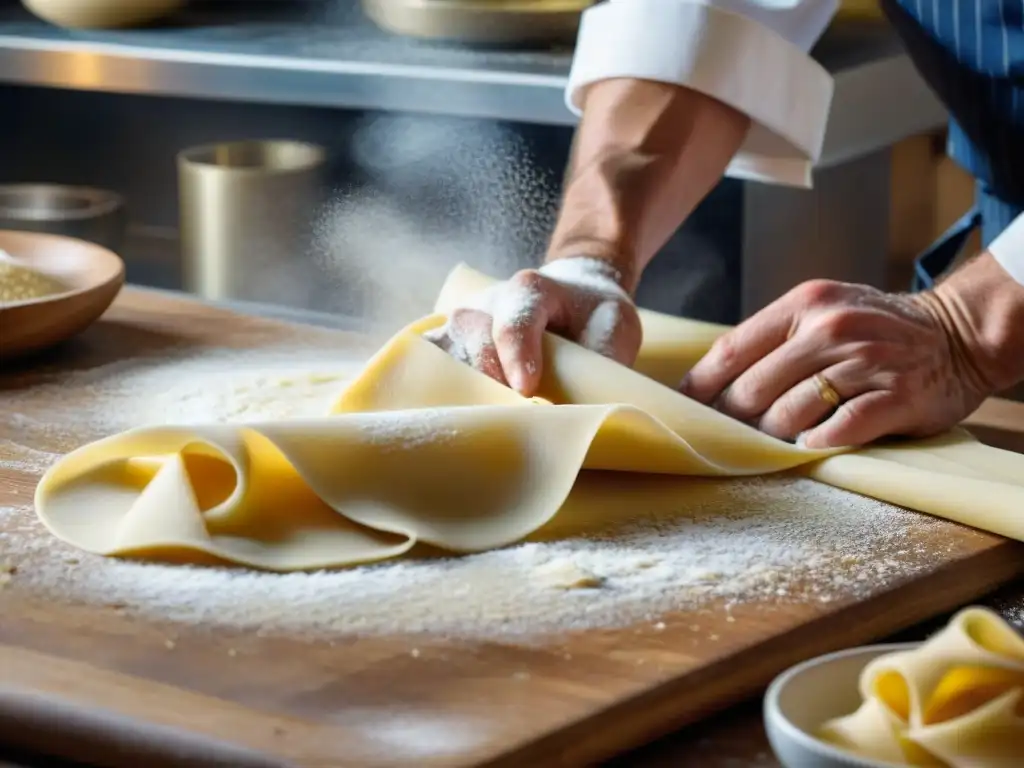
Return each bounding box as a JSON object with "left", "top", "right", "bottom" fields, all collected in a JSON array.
[{"left": 0, "top": 342, "right": 369, "bottom": 464}]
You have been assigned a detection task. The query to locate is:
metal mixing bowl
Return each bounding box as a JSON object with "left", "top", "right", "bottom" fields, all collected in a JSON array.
[{"left": 0, "top": 184, "right": 127, "bottom": 252}]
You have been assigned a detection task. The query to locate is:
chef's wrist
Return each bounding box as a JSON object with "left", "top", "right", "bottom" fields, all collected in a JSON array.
[{"left": 927, "top": 251, "right": 1024, "bottom": 393}]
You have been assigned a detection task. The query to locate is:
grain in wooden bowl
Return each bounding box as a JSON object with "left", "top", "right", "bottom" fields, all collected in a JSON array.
[{"left": 0, "top": 230, "right": 124, "bottom": 362}]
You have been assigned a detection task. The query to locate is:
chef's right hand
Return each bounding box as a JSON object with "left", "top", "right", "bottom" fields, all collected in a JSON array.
[{"left": 423, "top": 257, "right": 642, "bottom": 397}]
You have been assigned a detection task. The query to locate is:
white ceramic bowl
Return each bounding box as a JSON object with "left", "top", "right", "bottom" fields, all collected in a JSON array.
[{"left": 764, "top": 643, "right": 918, "bottom": 768}]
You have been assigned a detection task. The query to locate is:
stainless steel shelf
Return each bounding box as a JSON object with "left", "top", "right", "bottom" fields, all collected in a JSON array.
[{"left": 0, "top": 2, "right": 947, "bottom": 166}]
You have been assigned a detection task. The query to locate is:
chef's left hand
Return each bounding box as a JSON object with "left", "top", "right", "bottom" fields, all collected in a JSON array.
[{"left": 678, "top": 279, "right": 990, "bottom": 449}]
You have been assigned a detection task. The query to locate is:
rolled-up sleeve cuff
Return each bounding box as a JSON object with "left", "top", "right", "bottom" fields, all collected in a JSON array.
[
  {"left": 987, "top": 213, "right": 1024, "bottom": 286},
  {"left": 566, "top": 0, "right": 835, "bottom": 188}
]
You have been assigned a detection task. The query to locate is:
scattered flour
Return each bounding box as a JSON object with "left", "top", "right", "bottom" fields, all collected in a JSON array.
[
  {"left": 487, "top": 282, "right": 542, "bottom": 334},
  {"left": 580, "top": 300, "right": 622, "bottom": 357},
  {"left": 991, "top": 590, "right": 1024, "bottom": 630},
  {"left": 0, "top": 344, "right": 367, "bottom": 463},
  {"left": 537, "top": 256, "right": 630, "bottom": 300},
  {"left": 421, "top": 307, "right": 499, "bottom": 372},
  {"left": 420, "top": 257, "right": 631, "bottom": 375},
  {"left": 0, "top": 482, "right": 959, "bottom": 639},
  {"left": 537, "top": 559, "right": 606, "bottom": 590},
  {"left": 343, "top": 710, "right": 490, "bottom": 760},
  {"left": 445, "top": 322, "right": 491, "bottom": 372},
  {"left": 0, "top": 466, "right": 977, "bottom": 642},
  {"left": 357, "top": 409, "right": 459, "bottom": 450},
  {"left": 311, "top": 115, "right": 559, "bottom": 333},
  {"left": 0, "top": 441, "right": 61, "bottom": 475},
  {"left": 541, "top": 257, "right": 632, "bottom": 356},
  {"left": 420, "top": 282, "right": 544, "bottom": 382},
  {"left": 0, "top": 338, "right": 1005, "bottom": 641}
]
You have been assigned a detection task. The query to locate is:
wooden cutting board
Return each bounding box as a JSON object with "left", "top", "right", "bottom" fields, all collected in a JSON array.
[{"left": 1, "top": 288, "right": 1023, "bottom": 768}]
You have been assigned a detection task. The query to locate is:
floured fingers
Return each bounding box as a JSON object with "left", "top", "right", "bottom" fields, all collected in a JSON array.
[{"left": 422, "top": 308, "right": 508, "bottom": 386}]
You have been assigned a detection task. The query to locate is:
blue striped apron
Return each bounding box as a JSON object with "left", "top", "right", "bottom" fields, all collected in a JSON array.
[{"left": 879, "top": 0, "right": 1024, "bottom": 290}]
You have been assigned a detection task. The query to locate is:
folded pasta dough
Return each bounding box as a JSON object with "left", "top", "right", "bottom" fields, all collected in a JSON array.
[
  {"left": 33, "top": 264, "right": 1024, "bottom": 571},
  {"left": 819, "top": 607, "right": 1024, "bottom": 767}
]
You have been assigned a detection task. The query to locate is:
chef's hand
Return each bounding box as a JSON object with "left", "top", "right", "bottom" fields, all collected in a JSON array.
[
  {"left": 423, "top": 257, "right": 642, "bottom": 396},
  {"left": 679, "top": 263, "right": 1011, "bottom": 449}
]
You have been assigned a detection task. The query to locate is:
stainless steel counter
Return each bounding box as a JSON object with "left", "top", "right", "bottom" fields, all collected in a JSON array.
[{"left": 0, "top": 2, "right": 945, "bottom": 167}]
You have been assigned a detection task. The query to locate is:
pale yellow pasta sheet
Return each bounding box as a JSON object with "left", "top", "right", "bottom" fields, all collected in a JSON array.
[
  {"left": 34, "top": 264, "right": 1024, "bottom": 571},
  {"left": 820, "top": 607, "right": 1024, "bottom": 767}
]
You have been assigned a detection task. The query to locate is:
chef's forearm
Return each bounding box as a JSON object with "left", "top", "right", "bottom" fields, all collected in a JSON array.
[
  {"left": 926, "top": 251, "right": 1024, "bottom": 394},
  {"left": 544, "top": 79, "right": 751, "bottom": 295}
]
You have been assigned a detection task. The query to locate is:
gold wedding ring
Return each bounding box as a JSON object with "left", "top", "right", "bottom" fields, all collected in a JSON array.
[{"left": 813, "top": 373, "right": 842, "bottom": 409}]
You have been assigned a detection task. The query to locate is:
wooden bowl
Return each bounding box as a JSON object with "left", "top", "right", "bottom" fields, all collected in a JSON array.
[
  {"left": 0, "top": 230, "right": 125, "bottom": 361},
  {"left": 21, "top": 0, "right": 186, "bottom": 29}
]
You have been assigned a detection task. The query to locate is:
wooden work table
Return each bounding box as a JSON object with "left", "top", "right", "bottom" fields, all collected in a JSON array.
[{"left": 1, "top": 287, "right": 1023, "bottom": 768}]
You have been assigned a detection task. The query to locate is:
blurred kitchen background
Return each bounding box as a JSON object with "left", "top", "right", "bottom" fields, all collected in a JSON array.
[{"left": 0, "top": 0, "right": 980, "bottom": 334}]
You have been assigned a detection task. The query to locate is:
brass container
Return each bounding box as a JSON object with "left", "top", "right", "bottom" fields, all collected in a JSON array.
[
  {"left": 362, "top": 0, "right": 592, "bottom": 46},
  {"left": 0, "top": 184, "right": 126, "bottom": 252},
  {"left": 177, "top": 140, "right": 327, "bottom": 302},
  {"left": 21, "top": 0, "right": 186, "bottom": 29}
]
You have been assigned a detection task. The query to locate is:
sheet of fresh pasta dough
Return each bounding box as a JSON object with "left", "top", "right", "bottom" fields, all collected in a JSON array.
[
  {"left": 33, "top": 264, "right": 1024, "bottom": 571},
  {"left": 819, "top": 607, "right": 1024, "bottom": 767}
]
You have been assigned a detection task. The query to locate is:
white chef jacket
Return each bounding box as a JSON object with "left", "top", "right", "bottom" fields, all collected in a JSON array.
[{"left": 565, "top": 0, "right": 1024, "bottom": 287}]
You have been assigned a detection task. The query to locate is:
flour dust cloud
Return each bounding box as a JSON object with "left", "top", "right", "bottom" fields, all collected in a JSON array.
[{"left": 311, "top": 114, "right": 560, "bottom": 332}]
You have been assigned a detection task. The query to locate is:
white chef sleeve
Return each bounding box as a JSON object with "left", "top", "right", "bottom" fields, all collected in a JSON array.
[
  {"left": 566, "top": 0, "right": 840, "bottom": 188},
  {"left": 987, "top": 213, "right": 1024, "bottom": 286}
]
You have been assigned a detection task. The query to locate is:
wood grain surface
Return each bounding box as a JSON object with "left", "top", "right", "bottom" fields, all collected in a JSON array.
[{"left": 1, "top": 289, "right": 1023, "bottom": 768}]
